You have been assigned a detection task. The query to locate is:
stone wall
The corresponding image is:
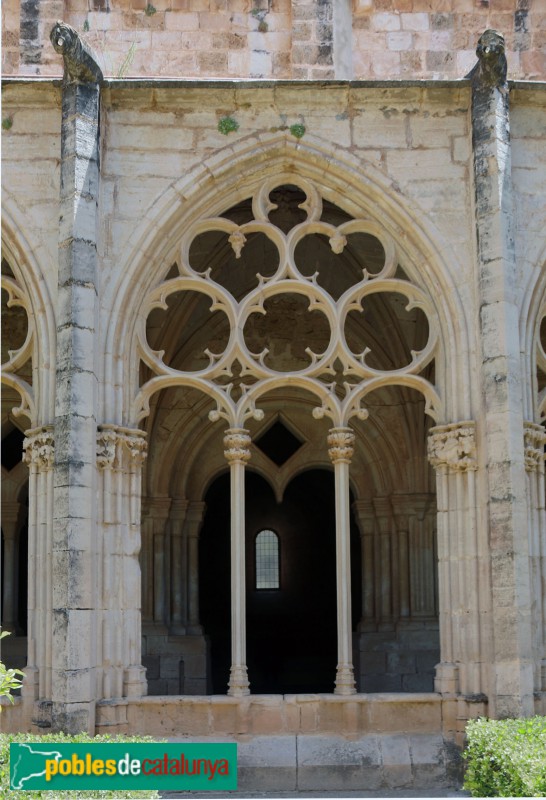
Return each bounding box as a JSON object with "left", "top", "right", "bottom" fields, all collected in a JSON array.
[{"left": 2, "top": 0, "right": 546, "bottom": 80}]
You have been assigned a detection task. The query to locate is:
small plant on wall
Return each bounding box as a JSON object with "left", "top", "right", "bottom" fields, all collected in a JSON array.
[{"left": 218, "top": 116, "right": 239, "bottom": 135}]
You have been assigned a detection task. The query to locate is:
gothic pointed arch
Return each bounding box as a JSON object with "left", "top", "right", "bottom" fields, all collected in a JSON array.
[
  {"left": 102, "top": 136, "right": 473, "bottom": 429},
  {"left": 132, "top": 152, "right": 450, "bottom": 696}
]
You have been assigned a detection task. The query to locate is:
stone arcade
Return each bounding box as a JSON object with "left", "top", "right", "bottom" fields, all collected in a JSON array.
[{"left": 2, "top": 1, "right": 546, "bottom": 791}]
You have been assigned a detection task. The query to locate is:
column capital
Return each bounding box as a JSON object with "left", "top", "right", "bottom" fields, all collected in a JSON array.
[
  {"left": 327, "top": 427, "right": 355, "bottom": 464},
  {"left": 524, "top": 421, "right": 546, "bottom": 473},
  {"left": 142, "top": 496, "right": 172, "bottom": 520},
  {"left": 352, "top": 500, "right": 375, "bottom": 533},
  {"left": 372, "top": 495, "right": 392, "bottom": 520},
  {"left": 23, "top": 426, "right": 55, "bottom": 471},
  {"left": 186, "top": 501, "right": 206, "bottom": 529},
  {"left": 427, "top": 421, "right": 477, "bottom": 473},
  {"left": 170, "top": 499, "right": 189, "bottom": 522},
  {"left": 97, "top": 425, "right": 148, "bottom": 470},
  {"left": 223, "top": 428, "right": 251, "bottom": 464}
]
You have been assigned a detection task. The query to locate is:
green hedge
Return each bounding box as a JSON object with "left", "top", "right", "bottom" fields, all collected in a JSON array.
[
  {"left": 0, "top": 732, "right": 161, "bottom": 799},
  {"left": 463, "top": 716, "right": 546, "bottom": 797}
]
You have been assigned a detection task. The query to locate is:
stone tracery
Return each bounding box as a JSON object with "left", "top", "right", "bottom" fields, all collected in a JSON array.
[
  {"left": 135, "top": 177, "right": 442, "bottom": 430},
  {"left": 1, "top": 270, "right": 35, "bottom": 421}
]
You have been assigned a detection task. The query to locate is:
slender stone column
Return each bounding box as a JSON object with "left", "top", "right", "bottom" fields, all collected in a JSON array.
[
  {"left": 96, "top": 425, "right": 148, "bottom": 700},
  {"left": 352, "top": 500, "right": 376, "bottom": 631},
  {"left": 328, "top": 427, "right": 356, "bottom": 695},
  {"left": 224, "top": 428, "right": 251, "bottom": 696},
  {"left": 186, "top": 502, "right": 206, "bottom": 634},
  {"left": 169, "top": 500, "right": 188, "bottom": 635},
  {"left": 428, "top": 422, "right": 482, "bottom": 698},
  {"left": 523, "top": 422, "right": 546, "bottom": 695},
  {"left": 22, "top": 427, "right": 55, "bottom": 704},
  {"left": 1, "top": 502, "right": 22, "bottom": 633},
  {"left": 471, "top": 29, "right": 534, "bottom": 717}
]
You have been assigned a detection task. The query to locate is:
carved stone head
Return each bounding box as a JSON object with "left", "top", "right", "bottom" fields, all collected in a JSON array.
[
  {"left": 475, "top": 29, "right": 507, "bottom": 87},
  {"left": 49, "top": 19, "right": 103, "bottom": 84},
  {"left": 50, "top": 20, "right": 78, "bottom": 57}
]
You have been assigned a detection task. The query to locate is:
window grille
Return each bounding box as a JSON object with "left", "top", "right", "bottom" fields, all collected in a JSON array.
[{"left": 255, "top": 529, "right": 280, "bottom": 589}]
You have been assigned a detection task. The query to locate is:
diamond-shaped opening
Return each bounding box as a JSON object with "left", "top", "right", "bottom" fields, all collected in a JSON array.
[
  {"left": 1, "top": 427, "right": 25, "bottom": 471},
  {"left": 255, "top": 420, "right": 304, "bottom": 467}
]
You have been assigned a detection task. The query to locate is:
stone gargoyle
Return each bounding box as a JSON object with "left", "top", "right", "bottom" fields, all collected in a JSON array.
[
  {"left": 50, "top": 20, "right": 103, "bottom": 84},
  {"left": 466, "top": 29, "right": 507, "bottom": 89}
]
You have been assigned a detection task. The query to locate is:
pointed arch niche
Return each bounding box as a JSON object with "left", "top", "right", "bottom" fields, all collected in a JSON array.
[{"left": 132, "top": 172, "right": 451, "bottom": 696}]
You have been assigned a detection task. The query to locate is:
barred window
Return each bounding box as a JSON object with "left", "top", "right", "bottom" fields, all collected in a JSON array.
[{"left": 255, "top": 529, "right": 280, "bottom": 590}]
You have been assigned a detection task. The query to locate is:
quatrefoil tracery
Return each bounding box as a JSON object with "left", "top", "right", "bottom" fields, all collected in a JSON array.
[{"left": 135, "top": 180, "right": 442, "bottom": 428}]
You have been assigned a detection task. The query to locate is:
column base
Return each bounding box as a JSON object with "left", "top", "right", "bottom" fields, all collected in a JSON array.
[
  {"left": 334, "top": 663, "right": 356, "bottom": 695},
  {"left": 228, "top": 665, "right": 250, "bottom": 696},
  {"left": 123, "top": 665, "right": 148, "bottom": 698},
  {"left": 21, "top": 666, "right": 39, "bottom": 701},
  {"left": 434, "top": 662, "right": 459, "bottom": 695}
]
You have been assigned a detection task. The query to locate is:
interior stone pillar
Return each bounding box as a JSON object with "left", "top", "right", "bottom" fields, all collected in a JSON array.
[
  {"left": 408, "top": 494, "right": 436, "bottom": 620},
  {"left": 224, "top": 428, "right": 251, "bottom": 697},
  {"left": 391, "top": 496, "right": 410, "bottom": 621},
  {"left": 22, "top": 427, "right": 55, "bottom": 705},
  {"left": 471, "top": 29, "right": 534, "bottom": 717},
  {"left": 373, "top": 496, "right": 394, "bottom": 628},
  {"left": 96, "top": 425, "right": 148, "bottom": 700},
  {"left": 169, "top": 499, "right": 188, "bottom": 635},
  {"left": 148, "top": 498, "right": 171, "bottom": 629},
  {"left": 523, "top": 422, "right": 546, "bottom": 696},
  {"left": 328, "top": 427, "right": 356, "bottom": 695},
  {"left": 1, "top": 501, "right": 22, "bottom": 633},
  {"left": 185, "top": 501, "right": 206, "bottom": 634},
  {"left": 352, "top": 500, "right": 376, "bottom": 631}
]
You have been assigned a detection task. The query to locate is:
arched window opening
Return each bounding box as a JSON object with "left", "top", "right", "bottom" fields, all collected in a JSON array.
[{"left": 255, "top": 529, "right": 280, "bottom": 590}]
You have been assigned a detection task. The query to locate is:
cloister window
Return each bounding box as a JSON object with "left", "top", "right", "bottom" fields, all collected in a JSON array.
[{"left": 255, "top": 529, "right": 280, "bottom": 589}]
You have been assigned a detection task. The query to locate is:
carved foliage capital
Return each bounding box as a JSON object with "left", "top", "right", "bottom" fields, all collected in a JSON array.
[
  {"left": 524, "top": 422, "right": 546, "bottom": 473},
  {"left": 97, "top": 426, "right": 148, "bottom": 471},
  {"left": 224, "top": 428, "right": 251, "bottom": 464},
  {"left": 428, "top": 421, "right": 477, "bottom": 472},
  {"left": 328, "top": 427, "right": 355, "bottom": 464},
  {"left": 23, "top": 427, "right": 55, "bottom": 471}
]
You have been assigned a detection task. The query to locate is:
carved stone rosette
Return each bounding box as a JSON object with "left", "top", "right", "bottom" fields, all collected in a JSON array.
[
  {"left": 524, "top": 421, "right": 546, "bottom": 473},
  {"left": 427, "top": 421, "right": 477, "bottom": 472},
  {"left": 223, "top": 428, "right": 251, "bottom": 464},
  {"left": 97, "top": 425, "right": 148, "bottom": 470},
  {"left": 23, "top": 426, "right": 55, "bottom": 470},
  {"left": 327, "top": 428, "right": 355, "bottom": 464}
]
